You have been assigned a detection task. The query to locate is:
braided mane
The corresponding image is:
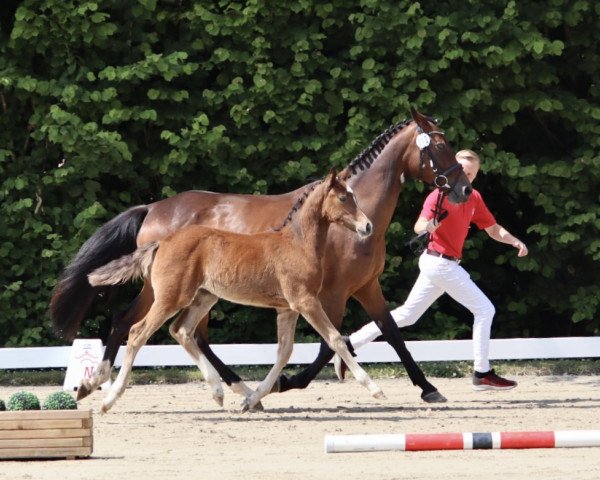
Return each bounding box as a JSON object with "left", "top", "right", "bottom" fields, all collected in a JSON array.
[
  {"left": 346, "top": 120, "right": 410, "bottom": 177},
  {"left": 274, "top": 118, "right": 423, "bottom": 231}
]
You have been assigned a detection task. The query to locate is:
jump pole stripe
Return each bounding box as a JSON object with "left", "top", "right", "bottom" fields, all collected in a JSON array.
[{"left": 324, "top": 430, "right": 600, "bottom": 453}]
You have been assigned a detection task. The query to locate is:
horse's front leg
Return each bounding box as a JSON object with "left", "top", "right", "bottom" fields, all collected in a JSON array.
[
  {"left": 352, "top": 279, "right": 446, "bottom": 403},
  {"left": 78, "top": 282, "right": 154, "bottom": 401},
  {"left": 241, "top": 309, "right": 298, "bottom": 412}
]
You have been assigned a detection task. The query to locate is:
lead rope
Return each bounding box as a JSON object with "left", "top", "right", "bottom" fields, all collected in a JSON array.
[{"left": 407, "top": 188, "right": 448, "bottom": 255}]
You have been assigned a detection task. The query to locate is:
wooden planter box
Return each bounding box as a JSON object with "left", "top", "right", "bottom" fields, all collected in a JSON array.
[{"left": 0, "top": 409, "right": 93, "bottom": 460}]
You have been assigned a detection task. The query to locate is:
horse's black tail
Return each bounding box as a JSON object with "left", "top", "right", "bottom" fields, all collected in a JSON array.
[{"left": 49, "top": 205, "right": 149, "bottom": 341}]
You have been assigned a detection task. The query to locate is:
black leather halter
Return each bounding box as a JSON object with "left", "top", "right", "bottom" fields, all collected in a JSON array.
[{"left": 416, "top": 125, "right": 463, "bottom": 191}]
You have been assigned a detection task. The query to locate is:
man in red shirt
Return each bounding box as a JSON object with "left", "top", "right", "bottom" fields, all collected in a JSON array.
[{"left": 336, "top": 149, "right": 528, "bottom": 390}]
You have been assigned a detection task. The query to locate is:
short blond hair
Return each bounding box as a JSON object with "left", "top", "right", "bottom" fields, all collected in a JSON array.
[{"left": 455, "top": 149, "right": 480, "bottom": 163}]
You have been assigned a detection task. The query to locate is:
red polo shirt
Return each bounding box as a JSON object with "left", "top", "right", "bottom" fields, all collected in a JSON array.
[{"left": 420, "top": 189, "right": 496, "bottom": 259}]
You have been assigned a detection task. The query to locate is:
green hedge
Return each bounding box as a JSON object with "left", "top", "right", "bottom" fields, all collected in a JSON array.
[{"left": 0, "top": 0, "right": 598, "bottom": 347}]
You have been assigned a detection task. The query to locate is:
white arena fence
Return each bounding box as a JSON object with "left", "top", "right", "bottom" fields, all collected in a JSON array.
[{"left": 0, "top": 337, "right": 599, "bottom": 370}]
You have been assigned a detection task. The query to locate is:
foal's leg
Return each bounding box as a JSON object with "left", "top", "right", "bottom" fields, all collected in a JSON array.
[
  {"left": 194, "top": 315, "right": 261, "bottom": 406},
  {"left": 241, "top": 309, "right": 298, "bottom": 412},
  {"left": 295, "top": 296, "right": 385, "bottom": 400},
  {"left": 275, "top": 295, "right": 345, "bottom": 393},
  {"left": 100, "top": 302, "right": 176, "bottom": 413},
  {"left": 78, "top": 281, "right": 154, "bottom": 400},
  {"left": 170, "top": 292, "right": 262, "bottom": 408},
  {"left": 168, "top": 295, "right": 225, "bottom": 406}
]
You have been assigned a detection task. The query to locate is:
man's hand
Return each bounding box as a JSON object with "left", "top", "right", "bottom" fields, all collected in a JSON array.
[
  {"left": 425, "top": 219, "right": 440, "bottom": 233},
  {"left": 514, "top": 240, "right": 528, "bottom": 257}
]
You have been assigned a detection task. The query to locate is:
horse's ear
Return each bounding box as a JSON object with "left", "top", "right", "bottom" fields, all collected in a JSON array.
[{"left": 410, "top": 106, "right": 428, "bottom": 131}]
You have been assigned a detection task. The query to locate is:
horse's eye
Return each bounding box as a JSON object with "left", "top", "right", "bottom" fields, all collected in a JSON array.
[
  {"left": 436, "top": 143, "right": 445, "bottom": 151},
  {"left": 339, "top": 195, "right": 347, "bottom": 203}
]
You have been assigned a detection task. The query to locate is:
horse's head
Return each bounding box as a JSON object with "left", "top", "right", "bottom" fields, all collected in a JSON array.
[
  {"left": 408, "top": 107, "right": 472, "bottom": 204},
  {"left": 324, "top": 168, "right": 373, "bottom": 240}
]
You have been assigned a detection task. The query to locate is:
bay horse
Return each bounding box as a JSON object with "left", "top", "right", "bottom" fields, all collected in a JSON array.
[
  {"left": 88, "top": 170, "right": 383, "bottom": 413},
  {"left": 50, "top": 108, "right": 472, "bottom": 405}
]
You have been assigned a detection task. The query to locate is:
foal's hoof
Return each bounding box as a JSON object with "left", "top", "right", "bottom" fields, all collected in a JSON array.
[
  {"left": 421, "top": 390, "right": 447, "bottom": 403},
  {"left": 241, "top": 399, "right": 265, "bottom": 413},
  {"left": 373, "top": 390, "right": 387, "bottom": 400},
  {"left": 212, "top": 392, "right": 224, "bottom": 408}
]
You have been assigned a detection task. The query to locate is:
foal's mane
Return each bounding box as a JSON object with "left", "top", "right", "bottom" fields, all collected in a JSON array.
[{"left": 273, "top": 180, "right": 323, "bottom": 231}]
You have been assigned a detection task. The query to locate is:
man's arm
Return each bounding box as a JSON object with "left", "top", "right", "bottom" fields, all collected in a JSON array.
[{"left": 484, "top": 223, "right": 528, "bottom": 257}]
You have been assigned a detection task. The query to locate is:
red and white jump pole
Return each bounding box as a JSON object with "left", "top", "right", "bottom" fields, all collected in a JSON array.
[{"left": 324, "top": 430, "right": 600, "bottom": 453}]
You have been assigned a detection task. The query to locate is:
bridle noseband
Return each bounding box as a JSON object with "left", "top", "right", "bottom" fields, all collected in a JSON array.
[{"left": 415, "top": 126, "right": 463, "bottom": 192}]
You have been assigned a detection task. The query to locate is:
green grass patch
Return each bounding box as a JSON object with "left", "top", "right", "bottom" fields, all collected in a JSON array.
[{"left": 0, "top": 359, "right": 598, "bottom": 387}]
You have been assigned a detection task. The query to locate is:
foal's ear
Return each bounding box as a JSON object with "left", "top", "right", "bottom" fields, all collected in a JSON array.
[
  {"left": 327, "top": 168, "right": 338, "bottom": 189},
  {"left": 336, "top": 167, "right": 350, "bottom": 182}
]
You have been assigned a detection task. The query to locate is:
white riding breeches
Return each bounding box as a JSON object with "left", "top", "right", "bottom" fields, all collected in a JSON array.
[{"left": 349, "top": 251, "right": 495, "bottom": 373}]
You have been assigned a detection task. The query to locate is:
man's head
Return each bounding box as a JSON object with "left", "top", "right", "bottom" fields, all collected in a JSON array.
[{"left": 455, "top": 149, "right": 481, "bottom": 183}]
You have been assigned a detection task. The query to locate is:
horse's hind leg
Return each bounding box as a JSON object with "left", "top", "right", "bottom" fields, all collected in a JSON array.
[
  {"left": 168, "top": 294, "right": 225, "bottom": 406},
  {"left": 241, "top": 309, "right": 298, "bottom": 412},
  {"left": 195, "top": 323, "right": 259, "bottom": 405},
  {"left": 78, "top": 281, "right": 154, "bottom": 401}
]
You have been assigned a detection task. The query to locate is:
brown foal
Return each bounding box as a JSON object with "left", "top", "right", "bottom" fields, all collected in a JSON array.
[{"left": 88, "top": 170, "right": 384, "bottom": 413}]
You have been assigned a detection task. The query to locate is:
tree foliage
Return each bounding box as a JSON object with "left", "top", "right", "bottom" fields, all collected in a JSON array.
[{"left": 0, "top": 0, "right": 598, "bottom": 347}]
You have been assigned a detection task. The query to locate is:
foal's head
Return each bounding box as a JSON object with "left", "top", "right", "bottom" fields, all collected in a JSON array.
[{"left": 322, "top": 169, "right": 373, "bottom": 240}]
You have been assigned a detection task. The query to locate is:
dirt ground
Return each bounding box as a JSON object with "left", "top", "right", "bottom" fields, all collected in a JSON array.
[{"left": 1, "top": 374, "right": 599, "bottom": 480}]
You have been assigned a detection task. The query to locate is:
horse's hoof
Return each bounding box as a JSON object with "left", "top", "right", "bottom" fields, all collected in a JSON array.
[
  {"left": 373, "top": 390, "right": 387, "bottom": 400},
  {"left": 212, "top": 392, "right": 224, "bottom": 408},
  {"left": 252, "top": 401, "right": 265, "bottom": 412},
  {"left": 421, "top": 390, "right": 447, "bottom": 403},
  {"left": 99, "top": 404, "right": 110, "bottom": 415},
  {"left": 269, "top": 378, "right": 281, "bottom": 393},
  {"left": 76, "top": 384, "right": 91, "bottom": 401}
]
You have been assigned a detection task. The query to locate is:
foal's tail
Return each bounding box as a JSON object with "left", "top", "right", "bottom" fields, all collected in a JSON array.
[
  {"left": 49, "top": 206, "right": 149, "bottom": 341},
  {"left": 88, "top": 242, "right": 159, "bottom": 287}
]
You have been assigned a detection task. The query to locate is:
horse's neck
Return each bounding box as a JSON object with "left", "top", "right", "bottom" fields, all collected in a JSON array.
[{"left": 349, "top": 132, "right": 410, "bottom": 232}]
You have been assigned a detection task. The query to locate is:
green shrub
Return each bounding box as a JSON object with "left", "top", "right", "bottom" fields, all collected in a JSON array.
[
  {"left": 7, "top": 391, "right": 41, "bottom": 410},
  {"left": 42, "top": 391, "right": 77, "bottom": 410},
  {"left": 0, "top": 399, "right": 5, "bottom": 411}
]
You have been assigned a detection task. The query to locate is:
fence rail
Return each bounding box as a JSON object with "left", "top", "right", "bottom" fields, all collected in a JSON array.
[{"left": 1, "top": 337, "right": 599, "bottom": 370}]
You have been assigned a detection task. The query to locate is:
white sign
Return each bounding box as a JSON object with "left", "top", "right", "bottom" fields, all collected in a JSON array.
[{"left": 63, "top": 339, "right": 111, "bottom": 391}]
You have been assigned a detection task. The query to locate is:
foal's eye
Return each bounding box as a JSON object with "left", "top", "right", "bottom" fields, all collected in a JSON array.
[{"left": 338, "top": 195, "right": 347, "bottom": 203}]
